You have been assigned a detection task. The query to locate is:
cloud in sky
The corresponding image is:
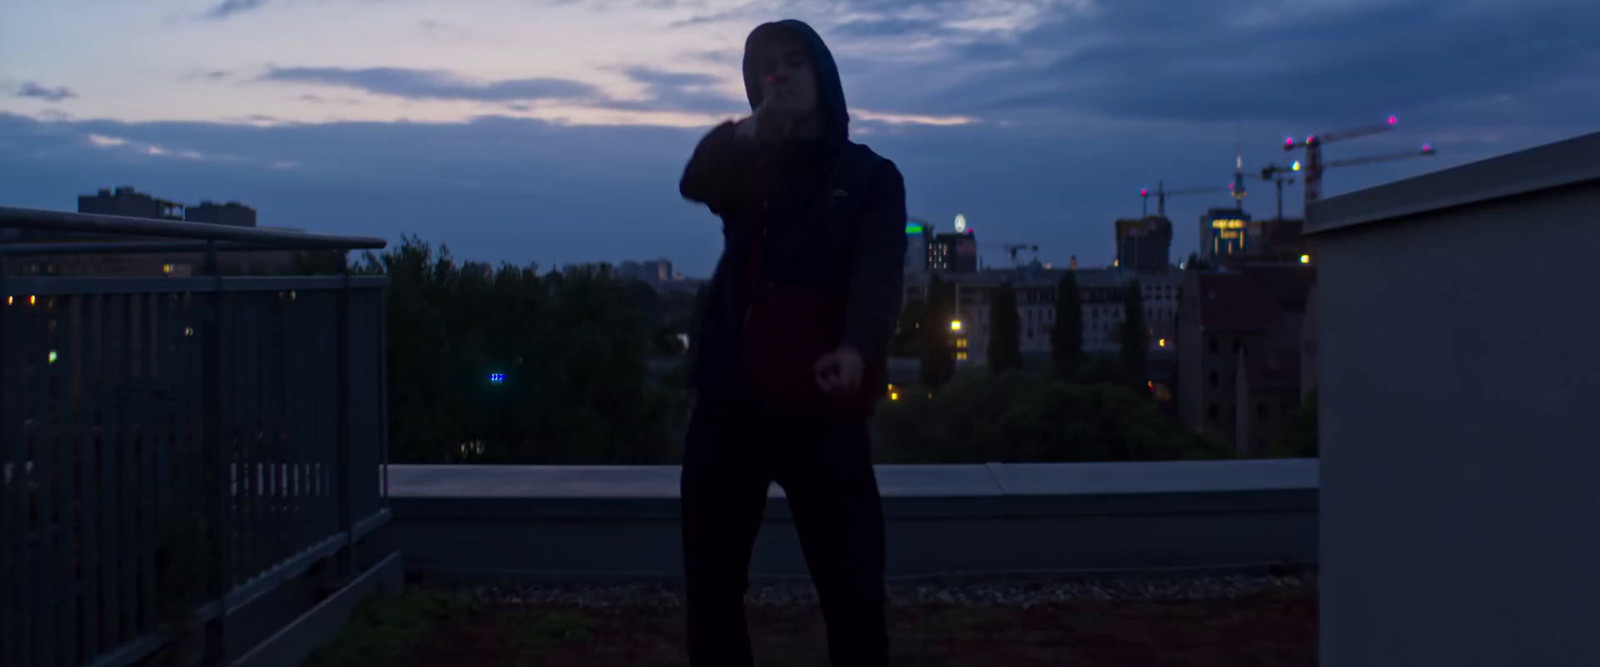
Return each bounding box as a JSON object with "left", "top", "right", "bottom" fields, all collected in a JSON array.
[
  {"left": 201, "top": 0, "right": 270, "bottom": 21},
  {"left": 260, "top": 67, "right": 603, "bottom": 104},
  {"left": 16, "top": 82, "right": 78, "bottom": 103}
]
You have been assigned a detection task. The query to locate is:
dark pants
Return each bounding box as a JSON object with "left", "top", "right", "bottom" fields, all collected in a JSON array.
[{"left": 681, "top": 397, "right": 889, "bottom": 667}]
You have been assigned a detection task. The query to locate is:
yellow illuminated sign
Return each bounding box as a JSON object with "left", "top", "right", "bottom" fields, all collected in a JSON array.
[
  {"left": 1210, "top": 219, "right": 1246, "bottom": 229},
  {"left": 1220, "top": 230, "right": 1240, "bottom": 240}
]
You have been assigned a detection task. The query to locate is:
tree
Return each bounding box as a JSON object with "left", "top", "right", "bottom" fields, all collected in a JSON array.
[
  {"left": 1270, "top": 388, "right": 1319, "bottom": 458},
  {"left": 987, "top": 282, "right": 1021, "bottom": 374},
  {"left": 359, "top": 236, "right": 687, "bottom": 465},
  {"left": 890, "top": 298, "right": 925, "bottom": 357},
  {"left": 1119, "top": 279, "right": 1147, "bottom": 382},
  {"left": 1051, "top": 271, "right": 1084, "bottom": 380},
  {"left": 920, "top": 275, "right": 956, "bottom": 388},
  {"left": 869, "top": 367, "right": 1236, "bottom": 464}
]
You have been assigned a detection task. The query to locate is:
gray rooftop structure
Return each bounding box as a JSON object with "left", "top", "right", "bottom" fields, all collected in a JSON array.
[{"left": 1309, "top": 129, "right": 1600, "bottom": 667}]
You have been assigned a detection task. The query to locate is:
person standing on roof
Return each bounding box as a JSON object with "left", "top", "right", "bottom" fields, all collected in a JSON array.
[{"left": 677, "top": 18, "right": 907, "bottom": 667}]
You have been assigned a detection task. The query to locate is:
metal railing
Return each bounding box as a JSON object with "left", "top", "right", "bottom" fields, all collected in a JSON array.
[{"left": 0, "top": 206, "right": 389, "bottom": 667}]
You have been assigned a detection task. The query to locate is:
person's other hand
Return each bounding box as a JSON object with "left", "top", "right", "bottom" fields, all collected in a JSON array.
[{"left": 813, "top": 345, "right": 864, "bottom": 398}]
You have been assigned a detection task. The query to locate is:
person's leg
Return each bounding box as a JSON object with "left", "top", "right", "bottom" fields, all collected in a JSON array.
[
  {"left": 775, "top": 416, "right": 889, "bottom": 667},
  {"left": 681, "top": 400, "right": 772, "bottom": 667}
]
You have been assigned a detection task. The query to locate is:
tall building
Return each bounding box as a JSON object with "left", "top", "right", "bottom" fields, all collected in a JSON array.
[
  {"left": 1216, "top": 218, "right": 1308, "bottom": 269},
  {"left": 1114, "top": 216, "right": 1173, "bottom": 273},
  {"left": 945, "top": 266, "right": 1181, "bottom": 380},
  {"left": 929, "top": 231, "right": 977, "bottom": 273},
  {"left": 1176, "top": 266, "right": 1315, "bottom": 454},
  {"left": 1199, "top": 207, "right": 1252, "bottom": 262},
  {"left": 905, "top": 220, "right": 932, "bottom": 277},
  {"left": 78, "top": 186, "right": 184, "bottom": 220},
  {"left": 186, "top": 201, "right": 257, "bottom": 227}
]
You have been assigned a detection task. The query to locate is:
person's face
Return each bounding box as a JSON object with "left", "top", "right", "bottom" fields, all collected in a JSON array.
[{"left": 752, "top": 33, "right": 818, "bottom": 117}]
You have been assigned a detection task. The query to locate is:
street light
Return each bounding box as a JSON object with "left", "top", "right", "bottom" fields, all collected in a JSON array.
[
  {"left": 950, "top": 320, "right": 962, "bottom": 332},
  {"left": 1300, "top": 254, "right": 1311, "bottom": 264}
]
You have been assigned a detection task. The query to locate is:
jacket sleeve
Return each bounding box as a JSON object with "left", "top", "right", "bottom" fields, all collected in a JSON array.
[
  {"left": 840, "top": 160, "right": 908, "bottom": 363},
  {"left": 679, "top": 121, "right": 759, "bottom": 219}
]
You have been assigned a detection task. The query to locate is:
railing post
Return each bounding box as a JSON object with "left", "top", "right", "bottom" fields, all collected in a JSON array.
[
  {"left": 0, "top": 253, "right": 15, "bottom": 667},
  {"left": 378, "top": 267, "right": 390, "bottom": 511},
  {"left": 334, "top": 261, "right": 354, "bottom": 580},
  {"left": 201, "top": 241, "right": 231, "bottom": 665}
]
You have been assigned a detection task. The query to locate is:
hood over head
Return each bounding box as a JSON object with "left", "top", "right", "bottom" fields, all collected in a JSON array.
[{"left": 742, "top": 20, "right": 849, "bottom": 143}]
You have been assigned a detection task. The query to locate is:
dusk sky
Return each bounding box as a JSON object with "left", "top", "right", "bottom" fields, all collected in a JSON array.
[{"left": 2, "top": 0, "right": 1596, "bottom": 275}]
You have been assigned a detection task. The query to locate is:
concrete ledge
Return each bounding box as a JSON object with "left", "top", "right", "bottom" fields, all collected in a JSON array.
[
  {"left": 1307, "top": 130, "right": 1600, "bottom": 236},
  {"left": 381, "top": 460, "right": 1318, "bottom": 580}
]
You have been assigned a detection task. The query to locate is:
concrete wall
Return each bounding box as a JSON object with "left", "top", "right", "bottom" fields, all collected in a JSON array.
[
  {"left": 1314, "top": 176, "right": 1600, "bottom": 666},
  {"left": 377, "top": 460, "right": 1318, "bottom": 582}
]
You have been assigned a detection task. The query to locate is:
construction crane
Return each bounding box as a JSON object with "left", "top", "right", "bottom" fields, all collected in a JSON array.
[
  {"left": 979, "top": 242, "right": 1042, "bottom": 269},
  {"left": 1003, "top": 243, "right": 1040, "bottom": 267},
  {"left": 1141, "top": 147, "right": 1250, "bottom": 217},
  {"left": 1263, "top": 143, "right": 1436, "bottom": 216},
  {"left": 1283, "top": 115, "right": 1418, "bottom": 203},
  {"left": 1140, "top": 182, "right": 1236, "bottom": 218},
  {"left": 1258, "top": 162, "right": 1302, "bottom": 220}
]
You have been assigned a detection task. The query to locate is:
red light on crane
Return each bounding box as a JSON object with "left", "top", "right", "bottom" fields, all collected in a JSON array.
[
  {"left": 1306, "top": 134, "right": 1316, "bottom": 144},
  {"left": 1284, "top": 136, "right": 1294, "bottom": 147},
  {"left": 1140, "top": 188, "right": 1148, "bottom": 196},
  {"left": 1387, "top": 115, "right": 1397, "bottom": 125},
  {"left": 1421, "top": 143, "right": 1433, "bottom": 152}
]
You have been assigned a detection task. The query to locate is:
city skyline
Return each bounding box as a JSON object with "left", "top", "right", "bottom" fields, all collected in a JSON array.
[{"left": 3, "top": 0, "right": 1596, "bottom": 275}]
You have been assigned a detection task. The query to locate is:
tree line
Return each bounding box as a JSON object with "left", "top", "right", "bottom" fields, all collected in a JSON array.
[
  {"left": 357, "top": 237, "right": 691, "bottom": 464},
  {"left": 358, "top": 239, "right": 1310, "bottom": 463}
]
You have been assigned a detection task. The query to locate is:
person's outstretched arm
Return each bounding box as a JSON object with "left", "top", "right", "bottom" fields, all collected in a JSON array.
[{"left": 679, "top": 121, "right": 761, "bottom": 219}]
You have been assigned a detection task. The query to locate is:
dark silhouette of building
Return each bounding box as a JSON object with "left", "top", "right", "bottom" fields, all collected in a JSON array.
[
  {"left": 77, "top": 186, "right": 184, "bottom": 220},
  {"left": 186, "top": 200, "right": 257, "bottom": 227},
  {"left": 1115, "top": 216, "right": 1173, "bottom": 273},
  {"left": 929, "top": 232, "right": 977, "bottom": 273},
  {"left": 2, "top": 188, "right": 302, "bottom": 277},
  {"left": 616, "top": 259, "right": 675, "bottom": 283},
  {"left": 904, "top": 220, "right": 932, "bottom": 277},
  {"left": 1216, "top": 218, "right": 1308, "bottom": 269},
  {"left": 1177, "top": 266, "right": 1315, "bottom": 454}
]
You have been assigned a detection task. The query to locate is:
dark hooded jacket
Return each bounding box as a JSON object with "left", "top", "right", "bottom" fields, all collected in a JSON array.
[{"left": 679, "top": 20, "right": 907, "bottom": 414}]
